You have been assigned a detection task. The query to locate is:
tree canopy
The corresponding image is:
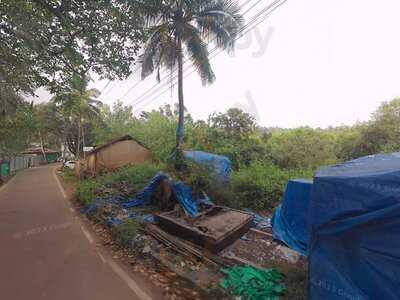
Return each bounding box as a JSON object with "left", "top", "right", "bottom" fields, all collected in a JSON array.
[{"left": 0, "top": 0, "right": 144, "bottom": 94}]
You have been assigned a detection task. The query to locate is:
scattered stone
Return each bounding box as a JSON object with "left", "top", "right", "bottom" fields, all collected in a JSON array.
[
  {"left": 142, "top": 245, "right": 151, "bottom": 254},
  {"left": 274, "top": 245, "right": 300, "bottom": 264}
]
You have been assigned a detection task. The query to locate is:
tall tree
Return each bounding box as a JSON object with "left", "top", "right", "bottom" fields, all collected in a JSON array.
[
  {"left": 139, "top": 0, "right": 243, "bottom": 153},
  {"left": 53, "top": 76, "right": 102, "bottom": 158},
  {"left": 0, "top": 1, "right": 144, "bottom": 94}
]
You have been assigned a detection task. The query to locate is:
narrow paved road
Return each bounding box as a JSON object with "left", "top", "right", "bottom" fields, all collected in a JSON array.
[{"left": 0, "top": 165, "right": 155, "bottom": 300}]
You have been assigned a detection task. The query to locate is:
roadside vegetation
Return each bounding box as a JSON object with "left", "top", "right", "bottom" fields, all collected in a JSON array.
[{"left": 72, "top": 98, "right": 400, "bottom": 212}]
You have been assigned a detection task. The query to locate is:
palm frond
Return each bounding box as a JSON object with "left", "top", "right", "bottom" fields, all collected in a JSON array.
[
  {"left": 182, "top": 24, "right": 215, "bottom": 85},
  {"left": 141, "top": 23, "right": 178, "bottom": 80},
  {"left": 140, "top": 25, "right": 167, "bottom": 79},
  {"left": 140, "top": 0, "right": 243, "bottom": 83},
  {"left": 134, "top": 0, "right": 172, "bottom": 26},
  {"left": 194, "top": 0, "right": 244, "bottom": 51}
]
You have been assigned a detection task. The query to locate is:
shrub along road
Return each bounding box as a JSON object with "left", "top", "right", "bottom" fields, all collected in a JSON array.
[{"left": 0, "top": 165, "right": 159, "bottom": 300}]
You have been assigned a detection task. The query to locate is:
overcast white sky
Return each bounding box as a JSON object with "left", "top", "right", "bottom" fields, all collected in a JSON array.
[{"left": 34, "top": 0, "right": 400, "bottom": 128}]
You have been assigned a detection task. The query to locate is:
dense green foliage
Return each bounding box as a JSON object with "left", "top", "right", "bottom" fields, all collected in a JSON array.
[
  {"left": 266, "top": 128, "right": 337, "bottom": 169},
  {"left": 231, "top": 163, "right": 313, "bottom": 210},
  {"left": 0, "top": 104, "right": 35, "bottom": 155},
  {"left": 0, "top": 0, "right": 144, "bottom": 94}
]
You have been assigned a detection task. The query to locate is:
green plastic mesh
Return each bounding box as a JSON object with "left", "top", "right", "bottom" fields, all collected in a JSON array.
[{"left": 220, "top": 266, "right": 287, "bottom": 300}]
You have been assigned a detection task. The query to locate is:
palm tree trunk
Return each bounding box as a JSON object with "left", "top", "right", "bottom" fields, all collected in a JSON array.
[{"left": 176, "top": 36, "right": 185, "bottom": 149}]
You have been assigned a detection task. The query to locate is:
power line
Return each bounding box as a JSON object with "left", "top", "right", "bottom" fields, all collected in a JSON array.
[
  {"left": 99, "top": 65, "right": 141, "bottom": 100},
  {"left": 242, "top": 0, "right": 266, "bottom": 15},
  {"left": 100, "top": 80, "right": 112, "bottom": 94},
  {"left": 126, "top": 0, "right": 283, "bottom": 110},
  {"left": 131, "top": 0, "right": 285, "bottom": 110},
  {"left": 115, "top": 65, "right": 142, "bottom": 99},
  {"left": 119, "top": 0, "right": 260, "bottom": 103},
  {"left": 133, "top": 0, "right": 288, "bottom": 114}
]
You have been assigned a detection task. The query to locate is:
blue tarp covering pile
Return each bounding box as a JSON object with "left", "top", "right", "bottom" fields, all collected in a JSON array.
[
  {"left": 308, "top": 153, "right": 400, "bottom": 300},
  {"left": 122, "top": 171, "right": 201, "bottom": 216},
  {"left": 271, "top": 179, "right": 313, "bottom": 256},
  {"left": 86, "top": 172, "right": 213, "bottom": 221},
  {"left": 184, "top": 150, "right": 232, "bottom": 182},
  {"left": 122, "top": 172, "right": 170, "bottom": 209}
]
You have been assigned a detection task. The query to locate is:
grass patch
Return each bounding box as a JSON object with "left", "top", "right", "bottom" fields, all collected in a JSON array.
[
  {"left": 76, "top": 163, "right": 163, "bottom": 206},
  {"left": 60, "top": 168, "right": 78, "bottom": 183}
]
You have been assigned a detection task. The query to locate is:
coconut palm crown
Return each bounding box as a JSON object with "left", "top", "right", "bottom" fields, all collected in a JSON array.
[
  {"left": 139, "top": 0, "right": 244, "bottom": 150},
  {"left": 53, "top": 76, "right": 102, "bottom": 158}
]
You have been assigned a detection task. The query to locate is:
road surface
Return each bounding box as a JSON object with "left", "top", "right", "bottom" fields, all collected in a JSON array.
[{"left": 0, "top": 165, "right": 158, "bottom": 300}]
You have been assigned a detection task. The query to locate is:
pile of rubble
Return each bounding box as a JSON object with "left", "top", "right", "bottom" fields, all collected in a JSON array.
[{"left": 81, "top": 171, "right": 307, "bottom": 299}]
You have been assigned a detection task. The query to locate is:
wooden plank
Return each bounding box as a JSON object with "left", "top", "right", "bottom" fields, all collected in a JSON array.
[
  {"left": 249, "top": 228, "right": 273, "bottom": 238},
  {"left": 144, "top": 224, "right": 234, "bottom": 268},
  {"left": 221, "top": 253, "right": 264, "bottom": 269}
]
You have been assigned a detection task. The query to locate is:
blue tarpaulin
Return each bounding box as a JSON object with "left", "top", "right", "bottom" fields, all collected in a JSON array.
[
  {"left": 184, "top": 151, "right": 232, "bottom": 182},
  {"left": 271, "top": 179, "right": 313, "bottom": 256},
  {"left": 122, "top": 171, "right": 201, "bottom": 217},
  {"left": 85, "top": 171, "right": 214, "bottom": 223},
  {"left": 122, "top": 172, "right": 169, "bottom": 209},
  {"left": 172, "top": 181, "right": 198, "bottom": 216},
  {"left": 309, "top": 153, "right": 400, "bottom": 300}
]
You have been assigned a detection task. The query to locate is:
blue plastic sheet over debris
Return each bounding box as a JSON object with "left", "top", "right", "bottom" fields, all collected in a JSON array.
[
  {"left": 271, "top": 179, "right": 313, "bottom": 256},
  {"left": 309, "top": 153, "right": 400, "bottom": 300},
  {"left": 245, "top": 209, "right": 271, "bottom": 230},
  {"left": 84, "top": 195, "right": 126, "bottom": 215},
  {"left": 122, "top": 172, "right": 200, "bottom": 217},
  {"left": 84, "top": 171, "right": 215, "bottom": 228},
  {"left": 172, "top": 181, "right": 198, "bottom": 216},
  {"left": 184, "top": 150, "right": 232, "bottom": 182},
  {"left": 122, "top": 172, "right": 169, "bottom": 209}
]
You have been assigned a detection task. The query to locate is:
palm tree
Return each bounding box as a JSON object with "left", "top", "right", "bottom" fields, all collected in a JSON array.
[
  {"left": 53, "top": 76, "right": 102, "bottom": 159},
  {"left": 139, "top": 0, "right": 243, "bottom": 151}
]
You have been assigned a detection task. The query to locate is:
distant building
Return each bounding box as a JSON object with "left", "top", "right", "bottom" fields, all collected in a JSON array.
[
  {"left": 22, "top": 147, "right": 60, "bottom": 164},
  {"left": 77, "top": 135, "right": 152, "bottom": 177}
]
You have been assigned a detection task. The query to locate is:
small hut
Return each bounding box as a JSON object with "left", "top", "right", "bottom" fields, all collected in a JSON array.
[{"left": 79, "top": 135, "right": 152, "bottom": 177}]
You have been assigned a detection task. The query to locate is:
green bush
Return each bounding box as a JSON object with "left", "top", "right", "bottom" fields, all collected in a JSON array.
[
  {"left": 76, "top": 179, "right": 102, "bottom": 206},
  {"left": 266, "top": 127, "right": 337, "bottom": 169},
  {"left": 231, "top": 163, "right": 313, "bottom": 211},
  {"left": 76, "top": 163, "right": 163, "bottom": 206}
]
